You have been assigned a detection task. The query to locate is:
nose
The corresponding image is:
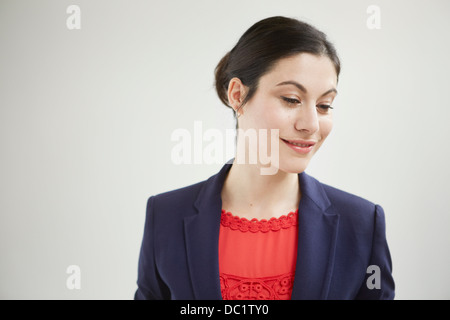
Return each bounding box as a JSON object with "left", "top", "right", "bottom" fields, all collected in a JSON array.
[{"left": 294, "top": 103, "right": 320, "bottom": 134}]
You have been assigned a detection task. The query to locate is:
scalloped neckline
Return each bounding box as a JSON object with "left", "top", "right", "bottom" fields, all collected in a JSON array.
[{"left": 220, "top": 209, "right": 299, "bottom": 233}]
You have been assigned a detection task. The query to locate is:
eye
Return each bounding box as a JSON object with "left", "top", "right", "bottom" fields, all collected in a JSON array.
[
  {"left": 281, "top": 96, "right": 301, "bottom": 106},
  {"left": 317, "top": 104, "right": 334, "bottom": 113}
]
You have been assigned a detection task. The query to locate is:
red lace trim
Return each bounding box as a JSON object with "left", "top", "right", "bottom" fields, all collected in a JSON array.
[
  {"left": 220, "top": 209, "right": 298, "bottom": 233},
  {"left": 220, "top": 272, "right": 295, "bottom": 300}
]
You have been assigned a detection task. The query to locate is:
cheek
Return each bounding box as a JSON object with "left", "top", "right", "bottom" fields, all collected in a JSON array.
[
  {"left": 319, "top": 116, "right": 333, "bottom": 141},
  {"left": 264, "top": 105, "right": 285, "bottom": 128},
  {"left": 245, "top": 97, "right": 282, "bottom": 129}
]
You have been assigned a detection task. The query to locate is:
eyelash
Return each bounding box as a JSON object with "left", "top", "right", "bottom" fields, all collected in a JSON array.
[
  {"left": 281, "top": 96, "right": 334, "bottom": 112},
  {"left": 281, "top": 97, "right": 301, "bottom": 105}
]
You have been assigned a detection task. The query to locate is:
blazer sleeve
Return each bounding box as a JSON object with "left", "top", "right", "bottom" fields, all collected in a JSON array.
[
  {"left": 134, "top": 196, "right": 170, "bottom": 300},
  {"left": 355, "top": 204, "right": 395, "bottom": 300}
]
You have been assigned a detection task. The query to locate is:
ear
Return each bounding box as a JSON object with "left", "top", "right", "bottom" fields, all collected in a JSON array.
[{"left": 227, "top": 77, "right": 247, "bottom": 116}]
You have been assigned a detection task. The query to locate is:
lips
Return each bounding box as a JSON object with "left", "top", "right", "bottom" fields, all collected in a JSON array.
[{"left": 281, "top": 138, "right": 316, "bottom": 154}]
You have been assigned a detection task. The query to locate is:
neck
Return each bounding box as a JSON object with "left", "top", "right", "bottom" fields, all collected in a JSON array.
[{"left": 221, "top": 159, "right": 301, "bottom": 220}]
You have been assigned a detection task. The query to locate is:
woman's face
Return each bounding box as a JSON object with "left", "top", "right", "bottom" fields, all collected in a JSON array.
[{"left": 237, "top": 53, "right": 338, "bottom": 174}]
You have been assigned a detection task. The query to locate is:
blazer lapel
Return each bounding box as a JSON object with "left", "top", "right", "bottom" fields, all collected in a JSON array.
[
  {"left": 291, "top": 172, "right": 340, "bottom": 299},
  {"left": 183, "top": 163, "right": 232, "bottom": 299}
]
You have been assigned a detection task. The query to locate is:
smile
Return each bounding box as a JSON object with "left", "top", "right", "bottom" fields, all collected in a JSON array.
[{"left": 281, "top": 138, "right": 316, "bottom": 154}]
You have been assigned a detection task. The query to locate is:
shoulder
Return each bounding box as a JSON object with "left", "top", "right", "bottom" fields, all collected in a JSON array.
[
  {"left": 146, "top": 179, "right": 206, "bottom": 218},
  {"left": 141, "top": 179, "right": 208, "bottom": 242},
  {"left": 303, "top": 172, "right": 378, "bottom": 210},
  {"left": 144, "top": 163, "right": 231, "bottom": 231},
  {"left": 308, "top": 175, "right": 383, "bottom": 226},
  {"left": 321, "top": 181, "right": 377, "bottom": 212},
  {"left": 151, "top": 180, "right": 205, "bottom": 205}
]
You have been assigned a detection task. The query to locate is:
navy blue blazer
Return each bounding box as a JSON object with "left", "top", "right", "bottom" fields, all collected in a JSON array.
[{"left": 135, "top": 162, "right": 395, "bottom": 300}]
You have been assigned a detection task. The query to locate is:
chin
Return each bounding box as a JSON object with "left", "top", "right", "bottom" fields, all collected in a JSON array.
[{"left": 278, "top": 157, "right": 312, "bottom": 174}]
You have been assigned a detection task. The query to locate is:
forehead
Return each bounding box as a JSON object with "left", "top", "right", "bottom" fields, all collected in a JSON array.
[{"left": 261, "top": 53, "right": 338, "bottom": 92}]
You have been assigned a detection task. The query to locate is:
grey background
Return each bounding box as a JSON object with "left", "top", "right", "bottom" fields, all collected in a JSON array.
[{"left": 1, "top": 0, "right": 449, "bottom": 299}]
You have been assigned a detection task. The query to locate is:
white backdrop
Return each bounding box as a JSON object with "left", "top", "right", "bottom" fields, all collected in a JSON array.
[{"left": 1, "top": 0, "right": 449, "bottom": 299}]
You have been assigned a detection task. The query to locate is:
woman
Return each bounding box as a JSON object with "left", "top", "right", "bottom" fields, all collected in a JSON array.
[{"left": 135, "top": 16, "right": 395, "bottom": 300}]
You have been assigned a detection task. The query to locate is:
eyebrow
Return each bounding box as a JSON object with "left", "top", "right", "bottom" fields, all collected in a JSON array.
[{"left": 276, "top": 80, "right": 338, "bottom": 97}]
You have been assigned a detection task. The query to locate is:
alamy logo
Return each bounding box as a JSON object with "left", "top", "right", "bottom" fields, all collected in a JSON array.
[
  {"left": 66, "top": 265, "right": 81, "bottom": 290},
  {"left": 366, "top": 265, "right": 381, "bottom": 289},
  {"left": 66, "top": 5, "right": 81, "bottom": 30},
  {"left": 366, "top": 5, "right": 381, "bottom": 30},
  {"left": 171, "top": 121, "right": 280, "bottom": 175}
]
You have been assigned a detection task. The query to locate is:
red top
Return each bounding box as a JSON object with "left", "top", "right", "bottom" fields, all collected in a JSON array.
[{"left": 218, "top": 209, "right": 299, "bottom": 300}]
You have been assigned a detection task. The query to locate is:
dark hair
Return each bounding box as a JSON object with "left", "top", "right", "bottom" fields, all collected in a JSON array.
[{"left": 214, "top": 16, "right": 341, "bottom": 112}]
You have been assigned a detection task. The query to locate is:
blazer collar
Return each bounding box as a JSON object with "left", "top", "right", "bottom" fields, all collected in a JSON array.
[
  {"left": 183, "top": 161, "right": 339, "bottom": 300},
  {"left": 291, "top": 172, "right": 340, "bottom": 299},
  {"left": 184, "top": 163, "right": 231, "bottom": 299}
]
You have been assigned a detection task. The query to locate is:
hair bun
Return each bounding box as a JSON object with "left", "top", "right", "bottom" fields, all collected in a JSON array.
[{"left": 214, "top": 51, "right": 232, "bottom": 108}]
